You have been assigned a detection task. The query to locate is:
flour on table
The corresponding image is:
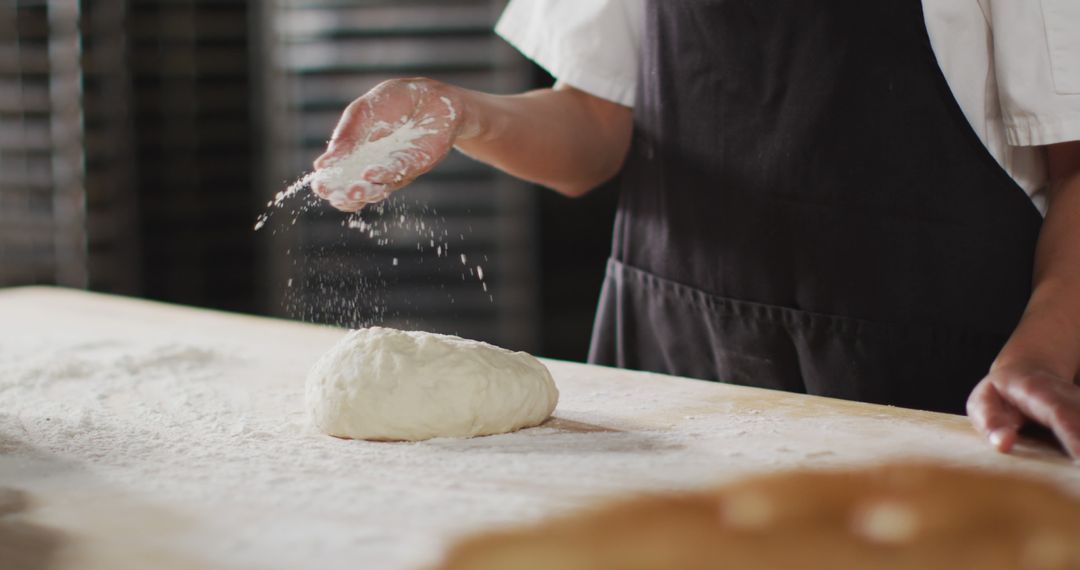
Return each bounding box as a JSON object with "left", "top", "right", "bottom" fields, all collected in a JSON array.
[
  {"left": 10, "top": 294, "right": 1076, "bottom": 570},
  {"left": 305, "top": 328, "right": 559, "bottom": 441},
  {"left": 0, "top": 339, "right": 227, "bottom": 385}
]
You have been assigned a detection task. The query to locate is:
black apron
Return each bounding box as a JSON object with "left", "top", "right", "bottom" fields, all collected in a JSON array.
[{"left": 588, "top": 0, "right": 1043, "bottom": 414}]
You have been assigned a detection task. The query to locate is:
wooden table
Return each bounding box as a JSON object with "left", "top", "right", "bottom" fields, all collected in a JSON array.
[{"left": 1, "top": 287, "right": 1076, "bottom": 570}]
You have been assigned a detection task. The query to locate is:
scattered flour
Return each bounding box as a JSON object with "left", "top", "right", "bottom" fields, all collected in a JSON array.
[
  {"left": 2, "top": 328, "right": 1078, "bottom": 570},
  {"left": 1, "top": 340, "right": 224, "bottom": 385},
  {"left": 254, "top": 172, "right": 319, "bottom": 231}
]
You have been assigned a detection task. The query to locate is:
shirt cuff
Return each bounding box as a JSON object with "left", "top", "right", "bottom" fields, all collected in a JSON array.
[{"left": 1005, "top": 113, "right": 1080, "bottom": 146}]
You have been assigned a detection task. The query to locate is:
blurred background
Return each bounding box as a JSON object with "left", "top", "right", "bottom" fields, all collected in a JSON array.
[{"left": 0, "top": 0, "right": 619, "bottom": 359}]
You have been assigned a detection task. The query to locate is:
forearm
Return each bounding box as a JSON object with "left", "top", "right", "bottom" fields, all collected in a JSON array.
[
  {"left": 451, "top": 82, "right": 633, "bottom": 197},
  {"left": 994, "top": 158, "right": 1080, "bottom": 380}
]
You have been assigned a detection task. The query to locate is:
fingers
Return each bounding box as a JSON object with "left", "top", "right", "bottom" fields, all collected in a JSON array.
[
  {"left": 315, "top": 136, "right": 358, "bottom": 170},
  {"left": 311, "top": 78, "right": 455, "bottom": 207},
  {"left": 315, "top": 179, "right": 374, "bottom": 212},
  {"left": 346, "top": 182, "right": 390, "bottom": 205},
  {"left": 328, "top": 189, "right": 370, "bottom": 213},
  {"left": 329, "top": 201, "right": 367, "bottom": 213},
  {"left": 319, "top": 78, "right": 429, "bottom": 167},
  {"left": 313, "top": 152, "right": 337, "bottom": 171},
  {"left": 314, "top": 138, "right": 353, "bottom": 170},
  {"left": 967, "top": 379, "right": 1024, "bottom": 452},
  {"left": 365, "top": 148, "right": 433, "bottom": 186},
  {"left": 990, "top": 373, "right": 1080, "bottom": 458},
  {"left": 363, "top": 166, "right": 407, "bottom": 189},
  {"left": 311, "top": 180, "right": 330, "bottom": 199}
]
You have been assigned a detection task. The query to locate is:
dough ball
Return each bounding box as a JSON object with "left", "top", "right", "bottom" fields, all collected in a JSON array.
[
  {"left": 438, "top": 463, "right": 1080, "bottom": 570},
  {"left": 306, "top": 328, "right": 558, "bottom": 441}
]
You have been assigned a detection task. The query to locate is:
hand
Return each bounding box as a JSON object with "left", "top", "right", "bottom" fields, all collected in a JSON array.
[
  {"left": 312, "top": 78, "right": 466, "bottom": 212},
  {"left": 967, "top": 364, "right": 1080, "bottom": 458}
]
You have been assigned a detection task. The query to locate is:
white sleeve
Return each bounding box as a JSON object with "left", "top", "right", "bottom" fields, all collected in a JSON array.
[
  {"left": 991, "top": 0, "right": 1080, "bottom": 146},
  {"left": 495, "top": 0, "right": 643, "bottom": 107}
]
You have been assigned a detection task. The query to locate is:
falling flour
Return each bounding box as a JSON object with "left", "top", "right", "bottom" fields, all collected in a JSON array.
[
  {"left": 254, "top": 116, "right": 438, "bottom": 231},
  {"left": 254, "top": 172, "right": 318, "bottom": 231},
  {"left": 249, "top": 94, "right": 495, "bottom": 322}
]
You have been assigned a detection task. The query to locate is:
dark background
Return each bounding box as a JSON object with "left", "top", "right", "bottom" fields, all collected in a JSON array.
[{"left": 0, "top": 0, "right": 618, "bottom": 361}]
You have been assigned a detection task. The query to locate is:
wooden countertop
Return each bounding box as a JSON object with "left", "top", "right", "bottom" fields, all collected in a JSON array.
[{"left": 0, "top": 287, "right": 1075, "bottom": 570}]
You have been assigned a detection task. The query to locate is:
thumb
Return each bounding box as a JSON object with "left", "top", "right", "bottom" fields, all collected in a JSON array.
[
  {"left": 967, "top": 379, "right": 1024, "bottom": 452},
  {"left": 314, "top": 100, "right": 372, "bottom": 169},
  {"left": 314, "top": 137, "right": 355, "bottom": 170}
]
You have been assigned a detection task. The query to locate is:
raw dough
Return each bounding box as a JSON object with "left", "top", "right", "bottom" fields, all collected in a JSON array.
[
  {"left": 306, "top": 328, "right": 558, "bottom": 441},
  {"left": 438, "top": 463, "right": 1080, "bottom": 570}
]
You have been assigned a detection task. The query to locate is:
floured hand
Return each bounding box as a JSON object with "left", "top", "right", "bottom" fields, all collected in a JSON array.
[{"left": 312, "top": 78, "right": 466, "bottom": 212}]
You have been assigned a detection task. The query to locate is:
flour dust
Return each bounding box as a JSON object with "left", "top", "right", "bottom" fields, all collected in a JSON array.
[{"left": 254, "top": 176, "right": 492, "bottom": 331}]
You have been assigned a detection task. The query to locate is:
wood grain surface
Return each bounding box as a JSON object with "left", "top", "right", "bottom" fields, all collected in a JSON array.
[{"left": 0, "top": 287, "right": 1076, "bottom": 570}]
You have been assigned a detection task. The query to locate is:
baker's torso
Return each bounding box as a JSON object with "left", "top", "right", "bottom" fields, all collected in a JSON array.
[{"left": 588, "top": 0, "right": 1043, "bottom": 413}]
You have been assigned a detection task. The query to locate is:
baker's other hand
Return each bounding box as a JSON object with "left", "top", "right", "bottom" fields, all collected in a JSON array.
[
  {"left": 967, "top": 364, "right": 1080, "bottom": 459},
  {"left": 312, "top": 78, "right": 469, "bottom": 212}
]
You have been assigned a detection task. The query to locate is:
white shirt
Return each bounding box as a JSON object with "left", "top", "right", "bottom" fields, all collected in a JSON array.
[{"left": 496, "top": 0, "right": 1080, "bottom": 214}]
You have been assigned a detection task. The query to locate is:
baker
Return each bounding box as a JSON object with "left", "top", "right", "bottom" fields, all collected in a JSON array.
[{"left": 311, "top": 0, "right": 1080, "bottom": 458}]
